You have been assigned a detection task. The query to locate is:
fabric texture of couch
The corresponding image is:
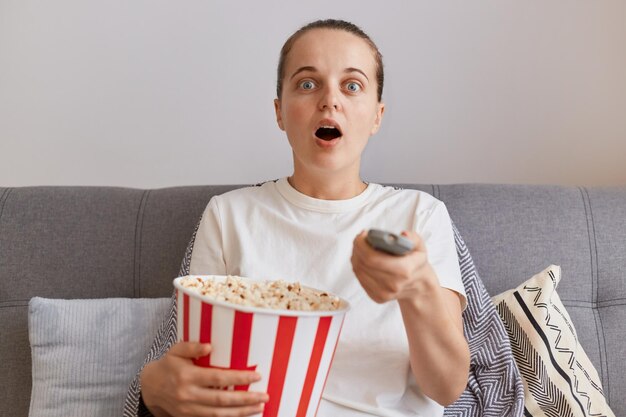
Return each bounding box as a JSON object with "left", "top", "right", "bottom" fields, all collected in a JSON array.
[{"left": 0, "top": 183, "right": 624, "bottom": 417}]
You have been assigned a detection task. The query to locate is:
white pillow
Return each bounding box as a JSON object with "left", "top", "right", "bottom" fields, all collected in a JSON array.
[
  {"left": 28, "top": 297, "right": 170, "bottom": 417},
  {"left": 492, "top": 265, "right": 615, "bottom": 417}
]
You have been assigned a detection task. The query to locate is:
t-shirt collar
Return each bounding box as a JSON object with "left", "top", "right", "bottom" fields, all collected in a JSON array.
[{"left": 275, "top": 177, "right": 375, "bottom": 213}]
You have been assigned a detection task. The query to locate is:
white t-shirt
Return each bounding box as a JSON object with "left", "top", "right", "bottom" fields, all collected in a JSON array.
[{"left": 189, "top": 178, "right": 466, "bottom": 417}]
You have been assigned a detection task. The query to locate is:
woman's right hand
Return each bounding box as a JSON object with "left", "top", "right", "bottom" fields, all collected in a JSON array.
[{"left": 140, "top": 342, "right": 269, "bottom": 417}]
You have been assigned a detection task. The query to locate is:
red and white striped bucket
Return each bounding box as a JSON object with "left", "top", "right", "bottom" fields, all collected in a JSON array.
[{"left": 174, "top": 276, "right": 350, "bottom": 417}]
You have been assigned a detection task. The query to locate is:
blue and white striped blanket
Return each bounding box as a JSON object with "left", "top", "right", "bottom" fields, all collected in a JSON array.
[
  {"left": 124, "top": 223, "right": 525, "bottom": 417},
  {"left": 444, "top": 224, "right": 525, "bottom": 416}
]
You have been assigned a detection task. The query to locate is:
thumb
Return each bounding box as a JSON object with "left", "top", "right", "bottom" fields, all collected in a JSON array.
[
  {"left": 169, "top": 341, "right": 212, "bottom": 359},
  {"left": 400, "top": 230, "right": 426, "bottom": 253}
]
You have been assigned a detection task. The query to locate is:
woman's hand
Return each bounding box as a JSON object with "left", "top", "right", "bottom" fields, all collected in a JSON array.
[
  {"left": 140, "top": 342, "right": 269, "bottom": 417},
  {"left": 351, "top": 230, "right": 437, "bottom": 303},
  {"left": 352, "top": 229, "right": 469, "bottom": 405}
]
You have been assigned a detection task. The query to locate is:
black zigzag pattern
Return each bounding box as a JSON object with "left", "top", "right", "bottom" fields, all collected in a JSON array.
[
  {"left": 520, "top": 272, "right": 609, "bottom": 417},
  {"left": 496, "top": 301, "right": 575, "bottom": 417},
  {"left": 444, "top": 223, "right": 525, "bottom": 417},
  {"left": 575, "top": 361, "right": 604, "bottom": 396}
]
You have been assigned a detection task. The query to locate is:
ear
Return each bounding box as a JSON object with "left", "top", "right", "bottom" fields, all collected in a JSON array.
[
  {"left": 274, "top": 99, "right": 285, "bottom": 131},
  {"left": 370, "top": 102, "right": 385, "bottom": 135}
]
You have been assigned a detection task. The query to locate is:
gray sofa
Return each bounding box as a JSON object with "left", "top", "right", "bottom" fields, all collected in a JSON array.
[{"left": 1, "top": 183, "right": 625, "bottom": 417}]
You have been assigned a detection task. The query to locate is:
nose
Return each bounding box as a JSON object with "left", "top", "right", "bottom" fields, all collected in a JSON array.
[{"left": 318, "top": 86, "right": 341, "bottom": 111}]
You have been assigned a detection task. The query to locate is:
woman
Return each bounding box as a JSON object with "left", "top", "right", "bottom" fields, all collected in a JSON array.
[{"left": 136, "top": 19, "right": 469, "bottom": 417}]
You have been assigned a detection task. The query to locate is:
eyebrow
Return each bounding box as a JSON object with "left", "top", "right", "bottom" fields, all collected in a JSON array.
[{"left": 289, "top": 66, "right": 369, "bottom": 81}]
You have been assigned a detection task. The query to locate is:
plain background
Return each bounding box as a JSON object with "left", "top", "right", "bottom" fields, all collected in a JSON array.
[{"left": 1, "top": 0, "right": 625, "bottom": 188}]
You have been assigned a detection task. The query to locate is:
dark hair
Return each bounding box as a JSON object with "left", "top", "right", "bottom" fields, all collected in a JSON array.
[{"left": 276, "top": 19, "right": 384, "bottom": 102}]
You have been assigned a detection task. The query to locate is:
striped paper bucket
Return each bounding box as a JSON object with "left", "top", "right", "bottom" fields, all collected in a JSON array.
[{"left": 174, "top": 275, "right": 350, "bottom": 417}]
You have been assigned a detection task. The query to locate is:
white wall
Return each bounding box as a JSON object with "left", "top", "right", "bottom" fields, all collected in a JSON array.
[{"left": 1, "top": 0, "right": 625, "bottom": 188}]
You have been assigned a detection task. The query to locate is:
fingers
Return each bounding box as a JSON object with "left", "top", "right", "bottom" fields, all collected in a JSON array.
[
  {"left": 169, "top": 341, "right": 212, "bottom": 359},
  {"left": 355, "top": 229, "right": 426, "bottom": 259},
  {"left": 352, "top": 248, "right": 405, "bottom": 283},
  {"left": 352, "top": 229, "right": 431, "bottom": 302},
  {"left": 353, "top": 232, "right": 426, "bottom": 276},
  {"left": 177, "top": 401, "right": 265, "bottom": 417},
  {"left": 188, "top": 386, "right": 269, "bottom": 408},
  {"left": 167, "top": 342, "right": 262, "bottom": 390},
  {"left": 351, "top": 265, "right": 392, "bottom": 303},
  {"left": 143, "top": 345, "right": 270, "bottom": 417},
  {"left": 399, "top": 230, "right": 427, "bottom": 253},
  {"left": 193, "top": 367, "right": 262, "bottom": 389},
  {"left": 179, "top": 369, "right": 268, "bottom": 416}
]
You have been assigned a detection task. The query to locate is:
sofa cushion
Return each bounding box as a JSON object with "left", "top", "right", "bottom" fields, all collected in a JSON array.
[
  {"left": 492, "top": 265, "right": 614, "bottom": 417},
  {"left": 28, "top": 297, "right": 170, "bottom": 417}
]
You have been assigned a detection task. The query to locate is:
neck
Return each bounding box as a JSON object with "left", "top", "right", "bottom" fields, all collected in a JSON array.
[{"left": 288, "top": 171, "right": 367, "bottom": 200}]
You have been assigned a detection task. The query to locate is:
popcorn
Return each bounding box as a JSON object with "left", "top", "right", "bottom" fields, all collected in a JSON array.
[{"left": 179, "top": 275, "right": 341, "bottom": 311}]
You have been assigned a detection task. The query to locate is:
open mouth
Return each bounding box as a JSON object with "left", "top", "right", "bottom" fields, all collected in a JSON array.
[{"left": 315, "top": 126, "right": 342, "bottom": 141}]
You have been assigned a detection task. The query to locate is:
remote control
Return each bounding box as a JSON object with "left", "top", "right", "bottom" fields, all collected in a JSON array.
[{"left": 366, "top": 229, "right": 414, "bottom": 256}]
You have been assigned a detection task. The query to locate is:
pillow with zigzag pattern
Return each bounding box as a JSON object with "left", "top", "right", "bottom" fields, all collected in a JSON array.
[{"left": 492, "top": 265, "right": 615, "bottom": 417}]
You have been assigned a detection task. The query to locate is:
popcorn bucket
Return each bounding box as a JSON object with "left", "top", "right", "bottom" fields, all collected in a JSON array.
[{"left": 173, "top": 276, "right": 350, "bottom": 417}]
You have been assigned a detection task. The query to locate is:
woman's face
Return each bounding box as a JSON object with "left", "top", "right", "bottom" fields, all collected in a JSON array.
[{"left": 275, "top": 28, "right": 384, "bottom": 179}]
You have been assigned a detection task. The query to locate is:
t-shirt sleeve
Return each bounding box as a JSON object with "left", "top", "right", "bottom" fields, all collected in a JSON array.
[
  {"left": 416, "top": 200, "right": 467, "bottom": 310},
  {"left": 189, "top": 197, "right": 227, "bottom": 275}
]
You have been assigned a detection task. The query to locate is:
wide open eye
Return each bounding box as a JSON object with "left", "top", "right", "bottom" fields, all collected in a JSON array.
[
  {"left": 299, "top": 80, "right": 316, "bottom": 90},
  {"left": 346, "top": 82, "right": 361, "bottom": 93}
]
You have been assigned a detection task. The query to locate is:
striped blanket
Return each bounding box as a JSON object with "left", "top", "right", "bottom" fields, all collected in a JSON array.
[
  {"left": 123, "top": 223, "right": 525, "bottom": 417},
  {"left": 444, "top": 224, "right": 525, "bottom": 416}
]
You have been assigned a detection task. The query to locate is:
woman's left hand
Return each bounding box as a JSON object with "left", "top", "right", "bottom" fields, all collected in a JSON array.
[{"left": 350, "top": 230, "right": 437, "bottom": 303}]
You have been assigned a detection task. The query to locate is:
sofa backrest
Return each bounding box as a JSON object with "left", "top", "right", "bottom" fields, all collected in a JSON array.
[{"left": 1, "top": 184, "right": 624, "bottom": 416}]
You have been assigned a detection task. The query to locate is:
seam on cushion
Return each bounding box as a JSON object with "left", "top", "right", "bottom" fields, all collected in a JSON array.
[
  {"left": 566, "top": 302, "right": 626, "bottom": 307},
  {"left": 0, "top": 188, "right": 13, "bottom": 237},
  {"left": 562, "top": 298, "right": 626, "bottom": 307},
  {"left": 0, "top": 188, "right": 11, "bottom": 216},
  {"left": 597, "top": 302, "right": 626, "bottom": 307},
  {"left": 592, "top": 308, "right": 609, "bottom": 402},
  {"left": 579, "top": 187, "right": 604, "bottom": 384},
  {"left": 0, "top": 188, "right": 13, "bottom": 276},
  {"left": 0, "top": 300, "right": 30, "bottom": 308},
  {"left": 564, "top": 297, "right": 626, "bottom": 302},
  {"left": 596, "top": 299, "right": 626, "bottom": 306},
  {"left": 579, "top": 188, "right": 598, "bottom": 308},
  {"left": 584, "top": 186, "right": 611, "bottom": 404},
  {"left": 133, "top": 190, "right": 150, "bottom": 298},
  {"left": 433, "top": 184, "right": 439, "bottom": 199},
  {"left": 581, "top": 186, "right": 610, "bottom": 402}
]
